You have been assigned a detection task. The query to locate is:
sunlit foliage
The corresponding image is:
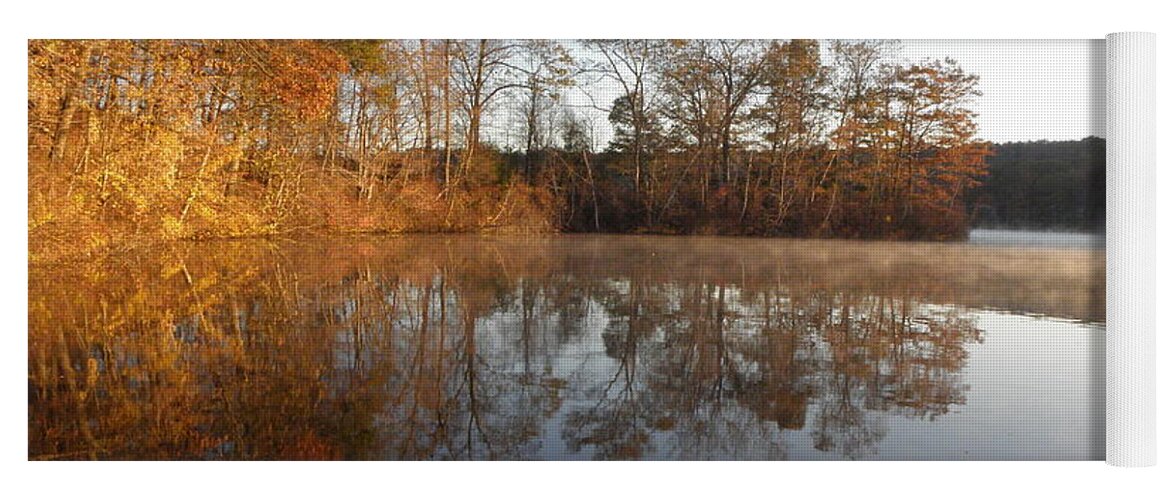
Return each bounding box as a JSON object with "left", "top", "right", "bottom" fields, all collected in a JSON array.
[{"left": 29, "top": 39, "right": 991, "bottom": 263}]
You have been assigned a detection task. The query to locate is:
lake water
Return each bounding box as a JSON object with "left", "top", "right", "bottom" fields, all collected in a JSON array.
[{"left": 28, "top": 232, "right": 1105, "bottom": 460}]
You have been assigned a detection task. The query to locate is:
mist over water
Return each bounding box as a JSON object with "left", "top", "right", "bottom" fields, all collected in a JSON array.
[
  {"left": 969, "top": 229, "right": 1104, "bottom": 249},
  {"left": 28, "top": 233, "right": 1104, "bottom": 460}
]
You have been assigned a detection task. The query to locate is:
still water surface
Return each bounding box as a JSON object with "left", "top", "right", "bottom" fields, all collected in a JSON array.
[{"left": 29, "top": 233, "right": 1104, "bottom": 460}]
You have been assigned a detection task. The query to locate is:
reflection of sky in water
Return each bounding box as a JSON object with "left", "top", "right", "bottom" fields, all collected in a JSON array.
[
  {"left": 464, "top": 289, "right": 1102, "bottom": 460},
  {"left": 28, "top": 232, "right": 1104, "bottom": 460},
  {"left": 969, "top": 229, "right": 1104, "bottom": 249}
]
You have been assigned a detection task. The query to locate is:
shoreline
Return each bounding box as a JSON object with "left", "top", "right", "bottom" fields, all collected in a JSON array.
[{"left": 32, "top": 224, "right": 1112, "bottom": 269}]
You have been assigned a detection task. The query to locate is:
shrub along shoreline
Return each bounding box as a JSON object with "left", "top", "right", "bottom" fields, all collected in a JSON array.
[{"left": 29, "top": 174, "right": 559, "bottom": 265}]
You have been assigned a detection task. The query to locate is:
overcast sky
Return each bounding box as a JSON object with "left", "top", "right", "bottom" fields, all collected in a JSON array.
[
  {"left": 490, "top": 39, "right": 1105, "bottom": 149},
  {"left": 896, "top": 39, "right": 1105, "bottom": 143}
]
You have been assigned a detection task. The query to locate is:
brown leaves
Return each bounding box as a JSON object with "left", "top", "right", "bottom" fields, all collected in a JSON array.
[{"left": 242, "top": 40, "right": 348, "bottom": 120}]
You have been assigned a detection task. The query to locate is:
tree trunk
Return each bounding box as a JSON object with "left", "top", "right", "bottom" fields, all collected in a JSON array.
[{"left": 49, "top": 91, "right": 77, "bottom": 163}]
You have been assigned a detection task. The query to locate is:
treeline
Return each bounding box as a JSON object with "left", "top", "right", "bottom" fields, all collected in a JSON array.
[
  {"left": 29, "top": 39, "right": 990, "bottom": 261},
  {"left": 969, "top": 137, "right": 1105, "bottom": 230}
]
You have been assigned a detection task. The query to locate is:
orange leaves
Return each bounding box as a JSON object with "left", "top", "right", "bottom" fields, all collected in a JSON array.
[
  {"left": 242, "top": 40, "right": 347, "bottom": 121},
  {"left": 281, "top": 431, "right": 343, "bottom": 460},
  {"left": 28, "top": 39, "right": 359, "bottom": 263}
]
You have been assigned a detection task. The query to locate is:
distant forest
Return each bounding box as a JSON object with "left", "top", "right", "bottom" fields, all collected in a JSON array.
[
  {"left": 970, "top": 137, "right": 1105, "bottom": 230},
  {"left": 29, "top": 40, "right": 1098, "bottom": 262}
]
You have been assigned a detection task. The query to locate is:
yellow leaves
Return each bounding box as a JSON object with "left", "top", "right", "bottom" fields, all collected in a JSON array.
[
  {"left": 86, "top": 233, "right": 111, "bottom": 254},
  {"left": 28, "top": 209, "right": 55, "bottom": 233},
  {"left": 160, "top": 258, "right": 184, "bottom": 281},
  {"left": 161, "top": 215, "right": 185, "bottom": 240}
]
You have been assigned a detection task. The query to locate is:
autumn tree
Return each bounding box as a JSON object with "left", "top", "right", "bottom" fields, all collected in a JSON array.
[
  {"left": 586, "top": 40, "right": 666, "bottom": 200},
  {"left": 450, "top": 39, "right": 526, "bottom": 186},
  {"left": 752, "top": 39, "right": 829, "bottom": 225},
  {"left": 657, "top": 40, "right": 767, "bottom": 216},
  {"left": 510, "top": 40, "right": 575, "bottom": 182}
]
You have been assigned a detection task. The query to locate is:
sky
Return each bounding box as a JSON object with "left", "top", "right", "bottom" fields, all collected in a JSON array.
[
  {"left": 487, "top": 39, "right": 1105, "bottom": 149},
  {"left": 896, "top": 39, "right": 1105, "bottom": 143}
]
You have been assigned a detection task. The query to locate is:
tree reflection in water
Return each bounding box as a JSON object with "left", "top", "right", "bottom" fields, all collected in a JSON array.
[{"left": 28, "top": 235, "right": 1103, "bottom": 460}]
